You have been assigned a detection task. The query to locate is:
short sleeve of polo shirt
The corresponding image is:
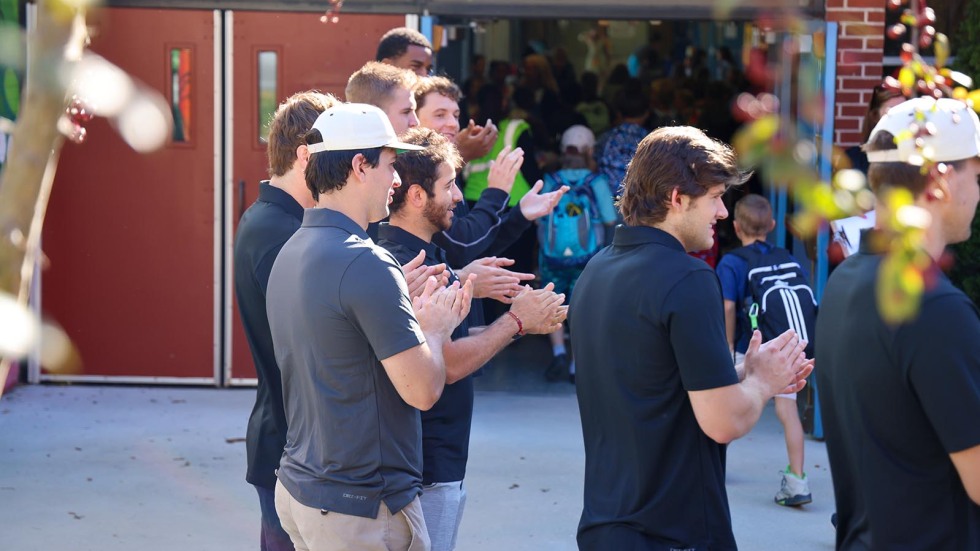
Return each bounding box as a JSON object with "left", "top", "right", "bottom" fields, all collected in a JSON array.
[
  {"left": 715, "top": 253, "right": 745, "bottom": 303},
  {"left": 901, "top": 292, "right": 980, "bottom": 453},
  {"left": 340, "top": 249, "right": 425, "bottom": 362},
  {"left": 664, "top": 268, "right": 740, "bottom": 391}
]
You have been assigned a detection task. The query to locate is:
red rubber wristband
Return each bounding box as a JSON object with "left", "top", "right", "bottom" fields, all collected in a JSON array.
[{"left": 505, "top": 311, "right": 525, "bottom": 338}]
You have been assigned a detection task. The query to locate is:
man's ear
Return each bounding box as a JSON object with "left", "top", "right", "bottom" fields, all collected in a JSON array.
[
  {"left": 668, "top": 187, "right": 684, "bottom": 210},
  {"left": 407, "top": 183, "right": 427, "bottom": 208},
  {"left": 350, "top": 153, "right": 369, "bottom": 182},
  {"left": 925, "top": 165, "right": 952, "bottom": 203},
  {"left": 768, "top": 218, "right": 777, "bottom": 232},
  {"left": 295, "top": 144, "right": 311, "bottom": 169}
]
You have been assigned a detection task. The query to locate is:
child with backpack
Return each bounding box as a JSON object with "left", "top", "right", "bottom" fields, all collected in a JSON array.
[
  {"left": 539, "top": 125, "right": 617, "bottom": 383},
  {"left": 716, "top": 194, "right": 816, "bottom": 507}
]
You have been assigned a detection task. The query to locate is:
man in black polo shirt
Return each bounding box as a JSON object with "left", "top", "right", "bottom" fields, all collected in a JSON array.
[
  {"left": 377, "top": 127, "right": 567, "bottom": 551},
  {"left": 816, "top": 96, "right": 980, "bottom": 550},
  {"left": 233, "top": 91, "right": 335, "bottom": 551},
  {"left": 571, "top": 126, "right": 813, "bottom": 550},
  {"left": 267, "top": 103, "right": 472, "bottom": 551}
]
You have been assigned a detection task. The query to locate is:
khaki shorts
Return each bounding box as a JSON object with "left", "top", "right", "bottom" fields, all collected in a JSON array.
[{"left": 275, "top": 479, "right": 430, "bottom": 551}]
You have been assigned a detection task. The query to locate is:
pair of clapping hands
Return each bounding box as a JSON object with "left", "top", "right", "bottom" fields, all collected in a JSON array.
[
  {"left": 401, "top": 250, "right": 567, "bottom": 339},
  {"left": 739, "top": 330, "right": 816, "bottom": 398}
]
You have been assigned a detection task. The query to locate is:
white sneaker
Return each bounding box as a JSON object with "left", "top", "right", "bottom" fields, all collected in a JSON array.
[{"left": 774, "top": 468, "right": 812, "bottom": 507}]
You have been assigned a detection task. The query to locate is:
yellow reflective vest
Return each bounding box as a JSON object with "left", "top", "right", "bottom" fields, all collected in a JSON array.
[{"left": 462, "top": 118, "right": 532, "bottom": 206}]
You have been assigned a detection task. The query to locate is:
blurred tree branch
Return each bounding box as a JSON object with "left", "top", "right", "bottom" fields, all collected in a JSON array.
[{"left": 0, "top": 1, "right": 86, "bottom": 390}]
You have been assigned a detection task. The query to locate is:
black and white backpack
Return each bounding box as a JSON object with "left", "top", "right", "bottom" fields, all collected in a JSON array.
[{"left": 731, "top": 244, "right": 817, "bottom": 359}]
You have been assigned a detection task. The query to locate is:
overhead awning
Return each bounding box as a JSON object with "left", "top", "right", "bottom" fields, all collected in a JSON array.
[
  {"left": 106, "top": 0, "right": 823, "bottom": 19},
  {"left": 421, "top": 0, "right": 823, "bottom": 20}
]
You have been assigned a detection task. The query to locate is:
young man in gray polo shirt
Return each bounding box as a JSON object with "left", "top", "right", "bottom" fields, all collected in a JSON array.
[{"left": 267, "top": 103, "right": 472, "bottom": 551}]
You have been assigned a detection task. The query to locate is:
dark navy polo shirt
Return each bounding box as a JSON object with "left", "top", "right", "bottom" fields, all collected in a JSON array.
[
  {"left": 267, "top": 208, "right": 426, "bottom": 518},
  {"left": 377, "top": 223, "right": 476, "bottom": 485},
  {"left": 232, "top": 182, "right": 303, "bottom": 489},
  {"left": 571, "top": 225, "right": 739, "bottom": 550},
  {"left": 816, "top": 230, "right": 980, "bottom": 550}
]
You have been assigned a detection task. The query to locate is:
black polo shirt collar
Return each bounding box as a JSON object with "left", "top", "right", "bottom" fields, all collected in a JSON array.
[
  {"left": 302, "top": 207, "right": 370, "bottom": 240},
  {"left": 378, "top": 223, "right": 458, "bottom": 283},
  {"left": 258, "top": 181, "right": 304, "bottom": 221},
  {"left": 612, "top": 224, "right": 685, "bottom": 252},
  {"left": 378, "top": 223, "right": 443, "bottom": 261}
]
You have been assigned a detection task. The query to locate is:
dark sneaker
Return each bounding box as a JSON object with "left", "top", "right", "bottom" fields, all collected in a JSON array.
[{"left": 545, "top": 354, "right": 568, "bottom": 382}]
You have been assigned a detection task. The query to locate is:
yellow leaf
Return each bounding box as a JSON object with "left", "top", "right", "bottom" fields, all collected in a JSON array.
[
  {"left": 935, "top": 33, "right": 949, "bottom": 68},
  {"left": 877, "top": 254, "right": 923, "bottom": 325}
]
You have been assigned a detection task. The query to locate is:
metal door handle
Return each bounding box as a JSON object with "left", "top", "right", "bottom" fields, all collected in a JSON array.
[{"left": 237, "top": 180, "right": 246, "bottom": 220}]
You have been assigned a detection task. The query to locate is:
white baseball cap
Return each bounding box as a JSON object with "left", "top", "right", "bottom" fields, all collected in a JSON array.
[
  {"left": 560, "top": 124, "right": 596, "bottom": 151},
  {"left": 866, "top": 97, "right": 980, "bottom": 164},
  {"left": 307, "top": 103, "right": 424, "bottom": 154}
]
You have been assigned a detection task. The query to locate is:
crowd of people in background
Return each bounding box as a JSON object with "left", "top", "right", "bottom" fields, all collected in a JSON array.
[{"left": 232, "top": 24, "right": 980, "bottom": 551}]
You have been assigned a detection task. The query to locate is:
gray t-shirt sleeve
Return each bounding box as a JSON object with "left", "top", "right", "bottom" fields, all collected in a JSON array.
[
  {"left": 341, "top": 248, "right": 426, "bottom": 361},
  {"left": 903, "top": 292, "right": 980, "bottom": 454},
  {"left": 664, "top": 268, "right": 740, "bottom": 392}
]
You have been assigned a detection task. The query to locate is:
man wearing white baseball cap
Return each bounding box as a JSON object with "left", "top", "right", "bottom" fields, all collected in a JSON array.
[
  {"left": 266, "top": 102, "right": 473, "bottom": 551},
  {"left": 816, "top": 96, "right": 980, "bottom": 550}
]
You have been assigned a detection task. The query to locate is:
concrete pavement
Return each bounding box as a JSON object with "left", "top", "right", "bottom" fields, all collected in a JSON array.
[{"left": 0, "top": 337, "right": 836, "bottom": 550}]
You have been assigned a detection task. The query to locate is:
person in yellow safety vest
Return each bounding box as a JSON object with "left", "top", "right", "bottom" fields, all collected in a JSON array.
[{"left": 463, "top": 118, "right": 533, "bottom": 207}]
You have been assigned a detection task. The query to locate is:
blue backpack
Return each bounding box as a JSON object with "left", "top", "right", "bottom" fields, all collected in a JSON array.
[{"left": 538, "top": 171, "right": 604, "bottom": 268}]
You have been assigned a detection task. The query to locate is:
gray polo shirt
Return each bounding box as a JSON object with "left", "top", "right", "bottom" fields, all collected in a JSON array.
[{"left": 266, "top": 207, "right": 426, "bottom": 518}]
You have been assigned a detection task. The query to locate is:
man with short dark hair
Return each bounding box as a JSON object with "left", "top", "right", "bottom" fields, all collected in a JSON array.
[
  {"left": 378, "top": 126, "right": 567, "bottom": 550},
  {"left": 376, "top": 27, "right": 433, "bottom": 76},
  {"left": 268, "top": 103, "right": 472, "bottom": 551},
  {"left": 572, "top": 126, "right": 813, "bottom": 549},
  {"left": 234, "top": 90, "right": 336, "bottom": 551},
  {"left": 817, "top": 96, "right": 980, "bottom": 550}
]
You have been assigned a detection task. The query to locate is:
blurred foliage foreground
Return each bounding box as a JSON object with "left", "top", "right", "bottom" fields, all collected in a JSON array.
[
  {"left": 0, "top": 0, "right": 171, "bottom": 395},
  {"left": 734, "top": 0, "right": 980, "bottom": 325}
]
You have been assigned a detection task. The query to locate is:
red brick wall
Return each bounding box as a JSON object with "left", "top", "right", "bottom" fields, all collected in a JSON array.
[{"left": 826, "top": 0, "right": 886, "bottom": 147}]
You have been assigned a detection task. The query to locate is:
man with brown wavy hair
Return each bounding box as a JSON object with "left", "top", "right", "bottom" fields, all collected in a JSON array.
[
  {"left": 571, "top": 126, "right": 813, "bottom": 549},
  {"left": 234, "top": 90, "right": 337, "bottom": 551}
]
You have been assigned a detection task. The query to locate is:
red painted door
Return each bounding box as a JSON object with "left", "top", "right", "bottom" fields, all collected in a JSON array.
[
  {"left": 43, "top": 8, "right": 217, "bottom": 382},
  {"left": 227, "top": 11, "right": 403, "bottom": 383}
]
